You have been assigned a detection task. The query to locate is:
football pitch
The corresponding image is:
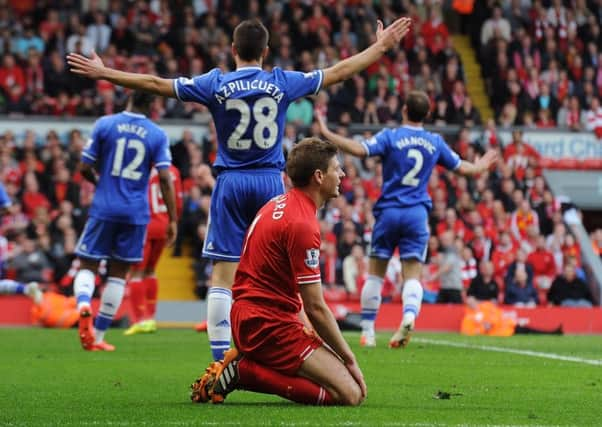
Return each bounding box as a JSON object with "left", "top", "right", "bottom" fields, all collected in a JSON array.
[{"left": 1, "top": 329, "right": 601, "bottom": 426}]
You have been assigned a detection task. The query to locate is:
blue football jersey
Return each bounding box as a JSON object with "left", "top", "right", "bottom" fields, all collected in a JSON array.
[
  {"left": 362, "top": 125, "right": 461, "bottom": 211},
  {"left": 0, "top": 183, "right": 11, "bottom": 209},
  {"left": 173, "top": 66, "right": 323, "bottom": 170},
  {"left": 82, "top": 111, "right": 172, "bottom": 225}
]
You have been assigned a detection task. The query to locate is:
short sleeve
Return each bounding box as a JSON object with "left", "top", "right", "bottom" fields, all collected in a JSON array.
[
  {"left": 287, "top": 221, "right": 322, "bottom": 285},
  {"left": 283, "top": 69, "right": 323, "bottom": 101},
  {"left": 82, "top": 118, "right": 104, "bottom": 164},
  {"left": 436, "top": 134, "right": 461, "bottom": 171},
  {"left": 0, "top": 183, "right": 11, "bottom": 208},
  {"left": 362, "top": 129, "right": 390, "bottom": 158},
  {"left": 152, "top": 130, "right": 172, "bottom": 170},
  {"left": 173, "top": 69, "right": 219, "bottom": 105}
]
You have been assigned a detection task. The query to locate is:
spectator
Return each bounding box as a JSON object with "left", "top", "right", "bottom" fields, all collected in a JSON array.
[
  {"left": 480, "top": 5, "right": 511, "bottom": 46},
  {"left": 342, "top": 244, "right": 366, "bottom": 296},
  {"left": 504, "top": 265, "right": 538, "bottom": 307},
  {"left": 286, "top": 97, "right": 313, "bottom": 127},
  {"left": 436, "top": 231, "right": 464, "bottom": 304},
  {"left": 467, "top": 260, "right": 499, "bottom": 303},
  {"left": 527, "top": 235, "right": 557, "bottom": 290},
  {"left": 547, "top": 263, "right": 594, "bottom": 307},
  {"left": 8, "top": 237, "right": 53, "bottom": 284}
]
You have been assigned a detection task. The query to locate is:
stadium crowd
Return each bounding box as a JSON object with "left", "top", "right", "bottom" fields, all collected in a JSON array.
[
  {"left": 472, "top": 0, "right": 602, "bottom": 134},
  {"left": 0, "top": 1, "right": 599, "bottom": 308}
]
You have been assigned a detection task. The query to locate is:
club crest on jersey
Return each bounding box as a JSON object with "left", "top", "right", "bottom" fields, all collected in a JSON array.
[{"left": 304, "top": 249, "right": 320, "bottom": 268}]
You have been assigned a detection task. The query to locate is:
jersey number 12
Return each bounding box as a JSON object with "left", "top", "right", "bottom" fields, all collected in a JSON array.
[{"left": 111, "top": 137, "right": 145, "bottom": 181}]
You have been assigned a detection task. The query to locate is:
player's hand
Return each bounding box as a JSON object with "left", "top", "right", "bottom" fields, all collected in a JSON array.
[
  {"left": 476, "top": 150, "right": 499, "bottom": 173},
  {"left": 345, "top": 360, "right": 367, "bottom": 401},
  {"left": 67, "top": 51, "right": 106, "bottom": 79},
  {"left": 375, "top": 17, "right": 412, "bottom": 50},
  {"left": 314, "top": 111, "right": 329, "bottom": 136},
  {"left": 166, "top": 221, "right": 177, "bottom": 247}
]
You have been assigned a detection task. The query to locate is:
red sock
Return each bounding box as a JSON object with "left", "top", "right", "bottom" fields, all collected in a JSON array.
[
  {"left": 128, "top": 279, "right": 146, "bottom": 323},
  {"left": 144, "top": 276, "right": 158, "bottom": 318},
  {"left": 237, "top": 358, "right": 333, "bottom": 405}
]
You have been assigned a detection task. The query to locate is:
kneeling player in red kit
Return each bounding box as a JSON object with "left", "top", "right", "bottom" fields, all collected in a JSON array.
[{"left": 191, "top": 138, "right": 366, "bottom": 406}]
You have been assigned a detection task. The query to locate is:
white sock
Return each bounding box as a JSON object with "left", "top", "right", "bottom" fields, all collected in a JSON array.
[
  {"left": 74, "top": 269, "right": 96, "bottom": 310},
  {"left": 360, "top": 275, "right": 383, "bottom": 337},
  {"left": 94, "top": 277, "right": 125, "bottom": 343},
  {"left": 207, "top": 286, "right": 232, "bottom": 361},
  {"left": 401, "top": 278, "right": 423, "bottom": 326}
]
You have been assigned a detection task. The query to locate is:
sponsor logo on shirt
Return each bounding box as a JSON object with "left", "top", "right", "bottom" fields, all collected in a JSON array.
[{"left": 304, "top": 248, "right": 320, "bottom": 268}]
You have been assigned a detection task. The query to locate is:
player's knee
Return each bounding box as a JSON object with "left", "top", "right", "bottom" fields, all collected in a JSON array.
[{"left": 336, "top": 383, "right": 363, "bottom": 406}]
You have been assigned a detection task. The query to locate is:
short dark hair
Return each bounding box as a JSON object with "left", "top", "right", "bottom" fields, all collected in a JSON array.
[
  {"left": 405, "top": 90, "right": 431, "bottom": 122},
  {"left": 130, "top": 91, "right": 156, "bottom": 110},
  {"left": 233, "top": 19, "right": 269, "bottom": 61},
  {"left": 286, "top": 137, "right": 338, "bottom": 187}
]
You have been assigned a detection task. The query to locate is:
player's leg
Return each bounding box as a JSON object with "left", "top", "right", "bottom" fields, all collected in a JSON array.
[
  {"left": 141, "top": 237, "right": 168, "bottom": 332},
  {"left": 360, "top": 209, "right": 399, "bottom": 347},
  {"left": 360, "top": 258, "right": 388, "bottom": 347},
  {"left": 93, "top": 222, "right": 146, "bottom": 350},
  {"left": 389, "top": 206, "right": 429, "bottom": 349},
  {"left": 0, "top": 279, "right": 42, "bottom": 304},
  {"left": 193, "top": 302, "right": 361, "bottom": 406},
  {"left": 203, "top": 171, "right": 284, "bottom": 360},
  {"left": 124, "top": 252, "right": 147, "bottom": 335},
  {"left": 74, "top": 217, "right": 109, "bottom": 350}
]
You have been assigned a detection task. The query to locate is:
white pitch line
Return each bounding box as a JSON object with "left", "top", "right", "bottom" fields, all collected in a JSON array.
[{"left": 414, "top": 337, "right": 602, "bottom": 366}]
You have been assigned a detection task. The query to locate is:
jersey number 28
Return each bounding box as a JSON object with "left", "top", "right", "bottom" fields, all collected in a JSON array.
[{"left": 226, "top": 97, "right": 278, "bottom": 150}]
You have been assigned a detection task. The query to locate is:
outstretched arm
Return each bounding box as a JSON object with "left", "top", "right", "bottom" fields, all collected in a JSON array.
[
  {"left": 315, "top": 113, "right": 368, "bottom": 158},
  {"left": 321, "top": 18, "right": 411, "bottom": 88},
  {"left": 456, "top": 150, "right": 498, "bottom": 176},
  {"left": 67, "top": 52, "right": 175, "bottom": 98}
]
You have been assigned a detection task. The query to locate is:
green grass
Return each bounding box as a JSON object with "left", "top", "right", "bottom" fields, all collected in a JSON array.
[{"left": 1, "top": 329, "right": 601, "bottom": 426}]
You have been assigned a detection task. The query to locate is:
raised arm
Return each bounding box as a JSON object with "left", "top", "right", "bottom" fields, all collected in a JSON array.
[
  {"left": 67, "top": 52, "right": 175, "bottom": 98},
  {"left": 315, "top": 113, "right": 368, "bottom": 158},
  {"left": 321, "top": 18, "right": 411, "bottom": 89},
  {"left": 456, "top": 150, "right": 498, "bottom": 176}
]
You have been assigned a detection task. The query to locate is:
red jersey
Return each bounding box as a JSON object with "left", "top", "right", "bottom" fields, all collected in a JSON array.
[
  {"left": 147, "top": 165, "right": 183, "bottom": 238},
  {"left": 233, "top": 188, "right": 322, "bottom": 313}
]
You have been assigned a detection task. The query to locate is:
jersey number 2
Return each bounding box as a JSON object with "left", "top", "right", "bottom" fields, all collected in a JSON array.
[
  {"left": 401, "top": 148, "right": 423, "bottom": 187},
  {"left": 226, "top": 97, "right": 278, "bottom": 150},
  {"left": 111, "top": 137, "right": 145, "bottom": 181}
]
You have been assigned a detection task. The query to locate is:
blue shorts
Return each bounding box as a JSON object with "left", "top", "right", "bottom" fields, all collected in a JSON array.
[
  {"left": 370, "top": 205, "right": 430, "bottom": 262},
  {"left": 75, "top": 217, "right": 147, "bottom": 263},
  {"left": 203, "top": 169, "right": 284, "bottom": 261}
]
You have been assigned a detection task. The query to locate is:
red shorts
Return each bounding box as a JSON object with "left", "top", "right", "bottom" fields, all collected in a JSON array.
[
  {"left": 231, "top": 300, "right": 323, "bottom": 376},
  {"left": 131, "top": 237, "right": 166, "bottom": 272}
]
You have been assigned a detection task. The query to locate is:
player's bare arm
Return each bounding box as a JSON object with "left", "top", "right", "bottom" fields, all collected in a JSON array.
[
  {"left": 67, "top": 51, "right": 175, "bottom": 98},
  {"left": 158, "top": 168, "right": 178, "bottom": 247},
  {"left": 321, "top": 17, "right": 411, "bottom": 88},
  {"left": 79, "top": 162, "right": 98, "bottom": 186},
  {"left": 315, "top": 113, "right": 368, "bottom": 158},
  {"left": 299, "top": 282, "right": 367, "bottom": 398},
  {"left": 457, "top": 150, "right": 498, "bottom": 176}
]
